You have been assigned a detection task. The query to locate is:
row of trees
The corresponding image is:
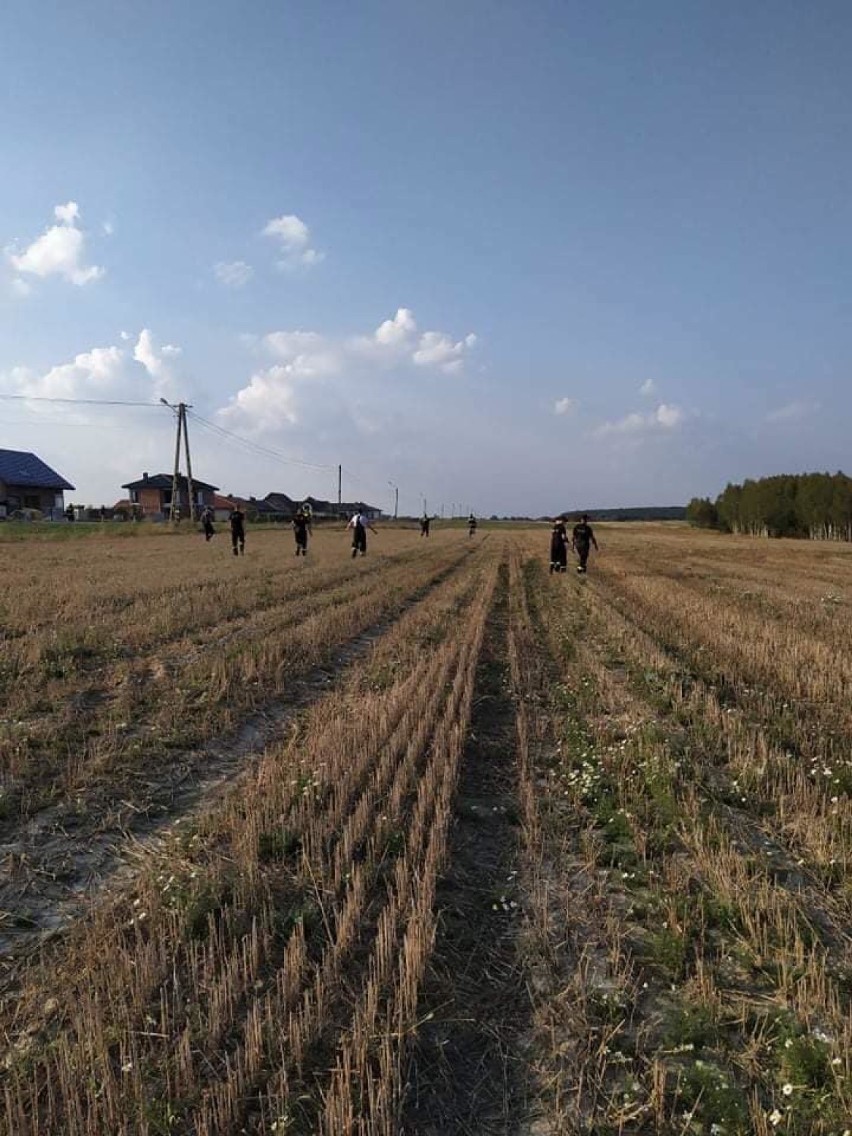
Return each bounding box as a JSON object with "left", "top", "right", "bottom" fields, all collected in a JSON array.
[{"left": 687, "top": 472, "right": 852, "bottom": 540}]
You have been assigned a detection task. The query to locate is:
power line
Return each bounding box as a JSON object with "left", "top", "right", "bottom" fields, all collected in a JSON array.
[
  {"left": 0, "top": 394, "right": 162, "bottom": 407},
  {"left": 187, "top": 410, "right": 337, "bottom": 474}
]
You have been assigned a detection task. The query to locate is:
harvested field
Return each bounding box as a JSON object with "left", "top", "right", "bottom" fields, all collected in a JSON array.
[{"left": 2, "top": 523, "right": 852, "bottom": 1134}]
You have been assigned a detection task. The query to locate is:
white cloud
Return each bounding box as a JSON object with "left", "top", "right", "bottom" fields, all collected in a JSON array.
[
  {"left": 413, "top": 331, "right": 477, "bottom": 374},
  {"left": 219, "top": 306, "right": 478, "bottom": 433},
  {"left": 132, "top": 329, "right": 181, "bottom": 397},
  {"left": 351, "top": 309, "right": 475, "bottom": 373},
  {"left": 214, "top": 260, "right": 254, "bottom": 288},
  {"left": 7, "top": 201, "right": 104, "bottom": 287},
  {"left": 262, "top": 331, "right": 341, "bottom": 379},
  {"left": 262, "top": 213, "right": 324, "bottom": 267},
  {"left": 765, "top": 400, "right": 819, "bottom": 423},
  {"left": 597, "top": 402, "right": 684, "bottom": 436},
  {"left": 219, "top": 365, "right": 301, "bottom": 429},
  {"left": 655, "top": 403, "right": 683, "bottom": 428},
  {"left": 554, "top": 397, "right": 578, "bottom": 416},
  {"left": 102, "top": 220, "right": 115, "bottom": 236},
  {"left": 54, "top": 202, "right": 80, "bottom": 225},
  {"left": 0, "top": 330, "right": 181, "bottom": 409},
  {"left": 639, "top": 378, "right": 657, "bottom": 396},
  {"left": 374, "top": 307, "right": 417, "bottom": 348}
]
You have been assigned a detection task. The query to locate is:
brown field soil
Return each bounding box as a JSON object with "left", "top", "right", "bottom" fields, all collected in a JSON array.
[{"left": 2, "top": 522, "right": 852, "bottom": 1134}]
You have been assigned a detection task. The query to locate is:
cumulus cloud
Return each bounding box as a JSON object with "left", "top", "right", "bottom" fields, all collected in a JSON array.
[
  {"left": 262, "top": 330, "right": 341, "bottom": 379},
  {"left": 214, "top": 260, "right": 254, "bottom": 288},
  {"left": 352, "top": 308, "right": 476, "bottom": 374},
  {"left": 132, "top": 329, "right": 181, "bottom": 398},
  {"left": 374, "top": 307, "right": 417, "bottom": 348},
  {"left": 7, "top": 201, "right": 104, "bottom": 287},
  {"left": 639, "top": 378, "right": 657, "bottom": 396},
  {"left": 219, "top": 306, "right": 478, "bottom": 433},
  {"left": 596, "top": 403, "right": 684, "bottom": 436},
  {"left": 554, "top": 397, "right": 578, "bottom": 416},
  {"left": 219, "top": 365, "right": 301, "bottom": 429},
  {"left": 262, "top": 213, "right": 324, "bottom": 267},
  {"left": 0, "top": 329, "right": 181, "bottom": 410},
  {"left": 413, "top": 331, "right": 477, "bottom": 375},
  {"left": 765, "top": 400, "right": 820, "bottom": 423}
]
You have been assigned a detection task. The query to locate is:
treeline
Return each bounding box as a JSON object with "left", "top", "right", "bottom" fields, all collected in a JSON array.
[
  {"left": 687, "top": 472, "right": 852, "bottom": 540},
  {"left": 545, "top": 506, "right": 686, "bottom": 523}
]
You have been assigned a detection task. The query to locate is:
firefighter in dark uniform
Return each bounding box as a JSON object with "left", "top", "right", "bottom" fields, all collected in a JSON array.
[
  {"left": 571, "top": 514, "right": 599, "bottom": 574},
  {"left": 229, "top": 506, "right": 246, "bottom": 556}
]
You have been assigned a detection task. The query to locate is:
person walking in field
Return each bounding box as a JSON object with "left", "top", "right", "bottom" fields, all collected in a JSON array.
[
  {"left": 550, "top": 518, "right": 569, "bottom": 573},
  {"left": 229, "top": 505, "right": 246, "bottom": 556},
  {"left": 468, "top": 513, "right": 477, "bottom": 537},
  {"left": 292, "top": 508, "right": 311, "bottom": 556},
  {"left": 420, "top": 514, "right": 431, "bottom": 537},
  {"left": 572, "top": 514, "right": 599, "bottom": 574},
  {"left": 348, "top": 509, "right": 377, "bottom": 557},
  {"left": 201, "top": 506, "right": 216, "bottom": 542}
]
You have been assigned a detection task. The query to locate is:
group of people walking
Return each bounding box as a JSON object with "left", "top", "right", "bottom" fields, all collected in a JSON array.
[
  {"left": 420, "top": 513, "right": 477, "bottom": 538},
  {"left": 550, "top": 514, "right": 598, "bottom": 574},
  {"left": 199, "top": 505, "right": 379, "bottom": 559},
  {"left": 200, "top": 507, "right": 597, "bottom": 574},
  {"left": 202, "top": 505, "right": 245, "bottom": 556}
]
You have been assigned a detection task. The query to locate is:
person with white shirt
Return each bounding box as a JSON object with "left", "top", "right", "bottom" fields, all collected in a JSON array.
[{"left": 347, "top": 509, "right": 377, "bottom": 557}]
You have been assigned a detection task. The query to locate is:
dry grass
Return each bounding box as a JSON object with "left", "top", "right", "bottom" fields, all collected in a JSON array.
[{"left": 3, "top": 523, "right": 852, "bottom": 1134}]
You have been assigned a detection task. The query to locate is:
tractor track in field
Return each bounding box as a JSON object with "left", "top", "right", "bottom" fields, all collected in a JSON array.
[
  {"left": 0, "top": 548, "right": 477, "bottom": 980},
  {"left": 402, "top": 560, "right": 531, "bottom": 1135}
]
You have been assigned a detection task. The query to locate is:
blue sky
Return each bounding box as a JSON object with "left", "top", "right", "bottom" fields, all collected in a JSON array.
[{"left": 1, "top": 0, "right": 851, "bottom": 514}]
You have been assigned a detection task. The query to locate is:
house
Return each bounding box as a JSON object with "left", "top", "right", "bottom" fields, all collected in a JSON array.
[
  {"left": 121, "top": 472, "right": 219, "bottom": 519},
  {"left": 262, "top": 492, "right": 297, "bottom": 520},
  {"left": 212, "top": 494, "right": 237, "bottom": 522},
  {"left": 0, "top": 449, "right": 75, "bottom": 519},
  {"left": 339, "top": 500, "right": 383, "bottom": 521}
]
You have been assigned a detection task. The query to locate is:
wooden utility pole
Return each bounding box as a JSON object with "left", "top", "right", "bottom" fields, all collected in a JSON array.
[
  {"left": 181, "top": 406, "right": 196, "bottom": 522},
  {"left": 337, "top": 464, "right": 342, "bottom": 508},
  {"left": 394, "top": 486, "right": 398, "bottom": 519},
  {"left": 170, "top": 404, "right": 182, "bottom": 523},
  {"left": 163, "top": 400, "right": 194, "bottom": 523}
]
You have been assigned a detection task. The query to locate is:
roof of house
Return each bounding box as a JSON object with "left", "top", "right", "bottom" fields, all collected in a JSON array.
[
  {"left": 0, "top": 449, "right": 75, "bottom": 491},
  {"left": 122, "top": 473, "right": 219, "bottom": 491},
  {"left": 213, "top": 494, "right": 236, "bottom": 510},
  {"left": 262, "top": 492, "right": 296, "bottom": 512}
]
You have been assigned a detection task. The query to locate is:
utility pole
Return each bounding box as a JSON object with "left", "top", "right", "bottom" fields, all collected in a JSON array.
[
  {"left": 169, "top": 404, "right": 182, "bottom": 523},
  {"left": 162, "top": 399, "right": 194, "bottom": 523},
  {"left": 395, "top": 486, "right": 399, "bottom": 519},
  {"left": 182, "top": 406, "right": 196, "bottom": 522},
  {"left": 338, "top": 464, "right": 342, "bottom": 509}
]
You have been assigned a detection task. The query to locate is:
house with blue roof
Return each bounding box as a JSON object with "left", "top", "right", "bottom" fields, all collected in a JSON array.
[{"left": 0, "top": 449, "right": 75, "bottom": 519}]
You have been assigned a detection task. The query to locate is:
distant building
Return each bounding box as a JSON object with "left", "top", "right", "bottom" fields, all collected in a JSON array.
[
  {"left": 212, "top": 494, "right": 237, "bottom": 522},
  {"left": 0, "top": 449, "right": 75, "bottom": 519},
  {"left": 339, "top": 500, "right": 383, "bottom": 521},
  {"left": 262, "top": 492, "right": 297, "bottom": 519},
  {"left": 121, "top": 472, "right": 219, "bottom": 518}
]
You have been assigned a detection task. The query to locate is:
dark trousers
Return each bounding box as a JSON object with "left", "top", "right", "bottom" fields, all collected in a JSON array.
[
  {"left": 231, "top": 526, "right": 245, "bottom": 554},
  {"left": 576, "top": 542, "right": 590, "bottom": 569},
  {"left": 352, "top": 525, "right": 367, "bottom": 555},
  {"left": 550, "top": 538, "right": 567, "bottom": 571}
]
